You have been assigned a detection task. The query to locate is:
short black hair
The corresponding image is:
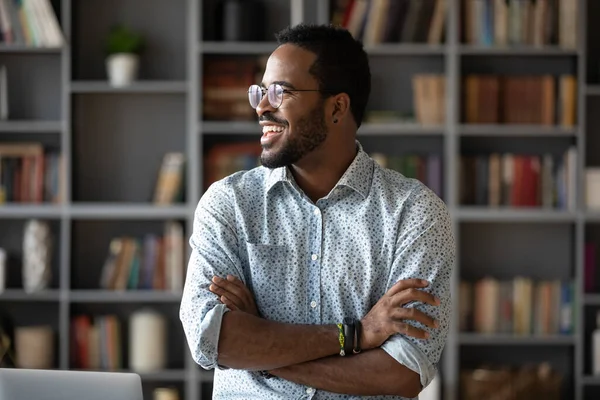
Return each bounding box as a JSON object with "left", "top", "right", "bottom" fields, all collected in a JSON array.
[{"left": 275, "top": 23, "right": 371, "bottom": 128}]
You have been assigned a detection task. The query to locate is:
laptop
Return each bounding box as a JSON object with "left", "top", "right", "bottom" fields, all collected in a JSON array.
[{"left": 0, "top": 368, "right": 143, "bottom": 400}]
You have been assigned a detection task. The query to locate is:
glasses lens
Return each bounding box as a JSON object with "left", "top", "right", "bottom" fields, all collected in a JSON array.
[
  {"left": 268, "top": 84, "right": 283, "bottom": 108},
  {"left": 248, "top": 85, "right": 262, "bottom": 109}
]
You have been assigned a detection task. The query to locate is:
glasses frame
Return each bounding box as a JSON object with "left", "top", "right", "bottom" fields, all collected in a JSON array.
[{"left": 248, "top": 83, "right": 324, "bottom": 109}]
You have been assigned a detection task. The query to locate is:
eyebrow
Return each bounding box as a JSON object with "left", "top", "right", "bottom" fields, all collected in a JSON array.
[{"left": 261, "top": 80, "right": 297, "bottom": 90}]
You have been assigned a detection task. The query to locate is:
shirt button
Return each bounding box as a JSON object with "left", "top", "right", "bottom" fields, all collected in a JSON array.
[
  {"left": 313, "top": 208, "right": 319, "bottom": 215},
  {"left": 310, "top": 300, "right": 317, "bottom": 308},
  {"left": 306, "top": 387, "right": 315, "bottom": 394},
  {"left": 311, "top": 254, "right": 318, "bottom": 261}
]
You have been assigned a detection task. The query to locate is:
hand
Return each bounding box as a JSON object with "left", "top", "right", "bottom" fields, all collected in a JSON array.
[
  {"left": 360, "top": 279, "right": 440, "bottom": 350},
  {"left": 209, "top": 275, "right": 260, "bottom": 317}
]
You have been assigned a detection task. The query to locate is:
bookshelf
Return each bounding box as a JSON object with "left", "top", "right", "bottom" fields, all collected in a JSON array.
[{"left": 0, "top": 0, "right": 593, "bottom": 399}]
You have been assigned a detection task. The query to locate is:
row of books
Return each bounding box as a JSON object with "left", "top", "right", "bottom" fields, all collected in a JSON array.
[
  {"left": 203, "top": 57, "right": 264, "bottom": 122},
  {"left": 204, "top": 142, "right": 261, "bottom": 191},
  {"left": 153, "top": 152, "right": 185, "bottom": 205},
  {"left": 0, "top": 142, "right": 63, "bottom": 204},
  {"left": 0, "top": 0, "right": 64, "bottom": 47},
  {"left": 463, "top": 74, "right": 577, "bottom": 126},
  {"left": 413, "top": 74, "right": 445, "bottom": 126},
  {"left": 461, "top": 363, "right": 563, "bottom": 400},
  {"left": 371, "top": 152, "right": 442, "bottom": 198},
  {"left": 459, "top": 277, "right": 575, "bottom": 336},
  {"left": 71, "top": 314, "right": 122, "bottom": 370},
  {"left": 330, "top": 0, "right": 446, "bottom": 45},
  {"left": 459, "top": 148, "right": 577, "bottom": 210},
  {"left": 463, "top": 0, "right": 577, "bottom": 49},
  {"left": 99, "top": 221, "right": 184, "bottom": 292}
]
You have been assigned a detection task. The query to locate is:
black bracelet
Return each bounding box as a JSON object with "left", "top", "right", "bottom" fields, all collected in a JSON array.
[
  {"left": 353, "top": 319, "right": 362, "bottom": 354},
  {"left": 343, "top": 318, "right": 355, "bottom": 356},
  {"left": 259, "top": 370, "right": 274, "bottom": 379}
]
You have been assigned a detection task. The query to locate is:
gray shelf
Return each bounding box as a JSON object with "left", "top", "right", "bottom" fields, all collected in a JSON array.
[
  {"left": 69, "top": 290, "right": 182, "bottom": 303},
  {"left": 0, "top": 289, "right": 61, "bottom": 301},
  {"left": 201, "top": 121, "right": 444, "bottom": 136},
  {"left": 587, "top": 85, "right": 600, "bottom": 96},
  {"left": 584, "top": 294, "right": 600, "bottom": 305},
  {"left": 585, "top": 211, "right": 600, "bottom": 222},
  {"left": 455, "top": 207, "right": 578, "bottom": 222},
  {"left": 197, "top": 370, "right": 215, "bottom": 382},
  {"left": 358, "top": 122, "right": 444, "bottom": 135},
  {"left": 459, "top": 124, "right": 579, "bottom": 136},
  {"left": 0, "top": 45, "right": 63, "bottom": 53},
  {"left": 0, "top": 204, "right": 64, "bottom": 218},
  {"left": 200, "top": 41, "right": 279, "bottom": 54},
  {"left": 459, "top": 333, "right": 576, "bottom": 346},
  {"left": 364, "top": 44, "right": 446, "bottom": 55},
  {"left": 458, "top": 45, "right": 579, "bottom": 56},
  {"left": 69, "top": 204, "right": 191, "bottom": 219},
  {"left": 0, "top": 120, "right": 63, "bottom": 133},
  {"left": 70, "top": 81, "right": 188, "bottom": 94},
  {"left": 201, "top": 121, "right": 260, "bottom": 135},
  {"left": 581, "top": 375, "right": 600, "bottom": 385}
]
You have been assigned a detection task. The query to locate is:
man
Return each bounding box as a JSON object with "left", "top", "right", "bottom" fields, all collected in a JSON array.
[{"left": 180, "top": 23, "right": 455, "bottom": 399}]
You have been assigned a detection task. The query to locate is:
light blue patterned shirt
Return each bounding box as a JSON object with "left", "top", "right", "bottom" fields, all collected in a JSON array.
[{"left": 180, "top": 141, "right": 455, "bottom": 399}]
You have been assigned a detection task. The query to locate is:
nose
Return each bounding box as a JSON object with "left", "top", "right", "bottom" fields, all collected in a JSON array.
[{"left": 256, "top": 91, "right": 276, "bottom": 118}]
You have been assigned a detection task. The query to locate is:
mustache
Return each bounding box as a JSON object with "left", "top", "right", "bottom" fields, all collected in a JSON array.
[{"left": 260, "top": 113, "right": 288, "bottom": 126}]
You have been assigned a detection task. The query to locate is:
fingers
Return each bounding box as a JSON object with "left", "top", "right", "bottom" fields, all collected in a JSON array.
[
  {"left": 209, "top": 278, "right": 244, "bottom": 307},
  {"left": 392, "top": 307, "right": 438, "bottom": 330},
  {"left": 392, "top": 321, "right": 430, "bottom": 340},
  {"left": 391, "top": 287, "right": 440, "bottom": 307},
  {"left": 211, "top": 276, "right": 248, "bottom": 301},
  {"left": 220, "top": 295, "right": 239, "bottom": 311},
  {"left": 385, "top": 278, "right": 430, "bottom": 297}
]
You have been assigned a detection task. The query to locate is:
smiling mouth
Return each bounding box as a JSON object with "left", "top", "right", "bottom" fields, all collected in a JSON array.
[{"left": 262, "top": 125, "right": 285, "bottom": 135}]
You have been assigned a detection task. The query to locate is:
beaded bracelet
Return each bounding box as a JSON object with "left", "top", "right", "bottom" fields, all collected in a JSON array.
[{"left": 336, "top": 323, "right": 346, "bottom": 356}]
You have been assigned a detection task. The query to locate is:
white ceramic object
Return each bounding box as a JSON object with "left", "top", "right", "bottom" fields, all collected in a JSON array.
[
  {"left": 106, "top": 53, "right": 139, "bottom": 87},
  {"left": 23, "top": 219, "right": 52, "bottom": 294}
]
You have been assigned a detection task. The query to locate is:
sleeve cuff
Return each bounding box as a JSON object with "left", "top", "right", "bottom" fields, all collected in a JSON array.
[
  {"left": 380, "top": 334, "right": 437, "bottom": 389},
  {"left": 189, "top": 303, "right": 231, "bottom": 370}
]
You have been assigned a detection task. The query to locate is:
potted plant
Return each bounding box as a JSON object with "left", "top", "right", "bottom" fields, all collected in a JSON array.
[{"left": 105, "top": 24, "right": 144, "bottom": 87}]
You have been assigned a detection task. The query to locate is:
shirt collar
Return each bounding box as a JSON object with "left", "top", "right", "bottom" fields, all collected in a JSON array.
[{"left": 265, "top": 140, "right": 373, "bottom": 199}]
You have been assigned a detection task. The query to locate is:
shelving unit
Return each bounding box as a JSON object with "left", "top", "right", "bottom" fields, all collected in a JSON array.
[{"left": 0, "top": 0, "right": 594, "bottom": 399}]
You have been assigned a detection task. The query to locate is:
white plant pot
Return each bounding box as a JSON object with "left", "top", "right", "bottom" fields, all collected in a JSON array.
[{"left": 106, "top": 53, "right": 139, "bottom": 87}]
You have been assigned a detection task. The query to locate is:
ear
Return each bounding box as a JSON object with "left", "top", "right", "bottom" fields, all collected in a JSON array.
[{"left": 330, "top": 93, "right": 351, "bottom": 124}]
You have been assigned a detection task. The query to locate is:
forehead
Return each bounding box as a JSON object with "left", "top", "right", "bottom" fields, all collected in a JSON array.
[{"left": 261, "top": 44, "right": 317, "bottom": 87}]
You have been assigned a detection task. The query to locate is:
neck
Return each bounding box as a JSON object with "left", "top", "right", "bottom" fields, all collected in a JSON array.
[{"left": 289, "top": 139, "right": 357, "bottom": 203}]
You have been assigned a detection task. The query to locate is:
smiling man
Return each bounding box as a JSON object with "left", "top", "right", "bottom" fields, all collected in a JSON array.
[{"left": 180, "top": 23, "right": 455, "bottom": 399}]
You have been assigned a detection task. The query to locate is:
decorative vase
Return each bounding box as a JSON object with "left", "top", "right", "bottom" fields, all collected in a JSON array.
[
  {"left": 129, "top": 309, "right": 166, "bottom": 372},
  {"left": 106, "top": 53, "right": 139, "bottom": 87},
  {"left": 23, "top": 219, "right": 52, "bottom": 294}
]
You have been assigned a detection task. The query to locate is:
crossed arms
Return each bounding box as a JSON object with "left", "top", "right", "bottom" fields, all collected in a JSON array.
[{"left": 179, "top": 182, "right": 455, "bottom": 398}]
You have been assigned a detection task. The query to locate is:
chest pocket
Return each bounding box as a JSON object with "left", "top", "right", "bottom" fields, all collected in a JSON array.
[{"left": 243, "top": 242, "right": 307, "bottom": 324}]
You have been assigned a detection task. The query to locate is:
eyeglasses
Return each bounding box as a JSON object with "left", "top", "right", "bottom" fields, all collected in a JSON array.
[{"left": 248, "top": 83, "right": 323, "bottom": 109}]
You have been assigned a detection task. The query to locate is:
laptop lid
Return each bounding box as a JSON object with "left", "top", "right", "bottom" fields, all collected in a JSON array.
[{"left": 0, "top": 368, "right": 143, "bottom": 400}]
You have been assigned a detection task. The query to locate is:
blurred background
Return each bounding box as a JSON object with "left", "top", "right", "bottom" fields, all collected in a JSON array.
[{"left": 0, "top": 0, "right": 593, "bottom": 399}]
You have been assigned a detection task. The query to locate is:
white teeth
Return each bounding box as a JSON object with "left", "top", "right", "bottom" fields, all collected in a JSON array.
[{"left": 262, "top": 125, "right": 285, "bottom": 134}]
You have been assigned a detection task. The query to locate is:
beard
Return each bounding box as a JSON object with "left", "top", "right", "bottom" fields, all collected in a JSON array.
[{"left": 260, "top": 100, "right": 328, "bottom": 169}]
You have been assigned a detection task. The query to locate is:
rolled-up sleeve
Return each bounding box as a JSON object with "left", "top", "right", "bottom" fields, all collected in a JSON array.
[
  {"left": 380, "top": 184, "right": 455, "bottom": 389},
  {"left": 179, "top": 180, "right": 244, "bottom": 370}
]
